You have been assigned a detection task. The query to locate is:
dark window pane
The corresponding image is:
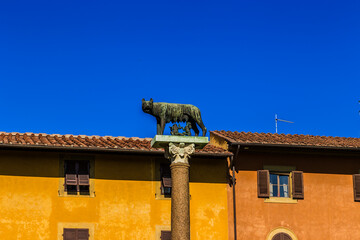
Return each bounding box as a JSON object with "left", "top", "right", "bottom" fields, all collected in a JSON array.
[
  {"left": 279, "top": 185, "right": 285, "bottom": 197},
  {"left": 78, "top": 161, "right": 89, "bottom": 174},
  {"left": 164, "top": 187, "right": 171, "bottom": 194},
  {"left": 66, "top": 185, "right": 78, "bottom": 195},
  {"left": 279, "top": 175, "right": 288, "bottom": 185},
  {"left": 272, "top": 184, "right": 278, "bottom": 197},
  {"left": 65, "top": 161, "right": 76, "bottom": 175},
  {"left": 160, "top": 164, "right": 171, "bottom": 177},
  {"left": 270, "top": 174, "right": 278, "bottom": 184},
  {"left": 79, "top": 185, "right": 90, "bottom": 195}
]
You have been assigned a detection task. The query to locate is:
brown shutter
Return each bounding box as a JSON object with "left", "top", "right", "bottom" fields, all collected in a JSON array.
[
  {"left": 78, "top": 175, "right": 90, "bottom": 186},
  {"left": 257, "top": 170, "right": 270, "bottom": 198},
  {"left": 160, "top": 231, "right": 171, "bottom": 240},
  {"left": 353, "top": 174, "right": 360, "bottom": 201},
  {"left": 162, "top": 177, "right": 172, "bottom": 188},
  {"left": 292, "top": 171, "right": 304, "bottom": 199},
  {"left": 77, "top": 229, "right": 89, "bottom": 240},
  {"left": 63, "top": 228, "right": 76, "bottom": 240},
  {"left": 65, "top": 174, "right": 78, "bottom": 185}
]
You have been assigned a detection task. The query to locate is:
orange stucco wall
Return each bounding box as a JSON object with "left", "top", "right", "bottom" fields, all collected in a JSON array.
[{"left": 228, "top": 150, "right": 360, "bottom": 240}]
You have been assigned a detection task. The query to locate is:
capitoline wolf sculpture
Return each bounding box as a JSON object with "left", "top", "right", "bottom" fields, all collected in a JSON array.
[{"left": 142, "top": 98, "right": 207, "bottom": 136}]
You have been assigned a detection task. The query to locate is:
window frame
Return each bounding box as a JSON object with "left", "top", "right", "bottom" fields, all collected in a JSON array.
[
  {"left": 160, "top": 163, "right": 172, "bottom": 198},
  {"left": 155, "top": 159, "right": 172, "bottom": 200},
  {"left": 269, "top": 172, "right": 290, "bottom": 198},
  {"left": 263, "top": 166, "right": 298, "bottom": 204},
  {"left": 58, "top": 155, "right": 95, "bottom": 198},
  {"left": 64, "top": 160, "right": 90, "bottom": 194},
  {"left": 266, "top": 227, "right": 298, "bottom": 240}
]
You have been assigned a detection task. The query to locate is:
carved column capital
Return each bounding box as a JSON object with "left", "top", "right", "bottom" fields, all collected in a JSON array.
[{"left": 165, "top": 142, "right": 195, "bottom": 164}]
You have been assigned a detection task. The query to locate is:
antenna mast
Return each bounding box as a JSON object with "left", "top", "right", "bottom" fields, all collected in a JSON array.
[{"left": 275, "top": 114, "right": 294, "bottom": 133}]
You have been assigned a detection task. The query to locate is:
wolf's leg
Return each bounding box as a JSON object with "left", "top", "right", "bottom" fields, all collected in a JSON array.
[
  {"left": 157, "top": 119, "right": 162, "bottom": 135},
  {"left": 190, "top": 119, "right": 199, "bottom": 136},
  {"left": 196, "top": 118, "right": 207, "bottom": 136},
  {"left": 160, "top": 118, "right": 166, "bottom": 135}
]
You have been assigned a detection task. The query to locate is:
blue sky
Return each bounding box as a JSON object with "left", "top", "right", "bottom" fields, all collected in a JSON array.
[{"left": 1, "top": 1, "right": 360, "bottom": 138}]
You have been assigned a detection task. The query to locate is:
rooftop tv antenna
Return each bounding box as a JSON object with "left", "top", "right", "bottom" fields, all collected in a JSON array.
[{"left": 275, "top": 114, "right": 294, "bottom": 134}]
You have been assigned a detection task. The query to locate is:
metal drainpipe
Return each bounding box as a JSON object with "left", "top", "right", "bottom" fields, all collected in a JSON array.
[{"left": 232, "top": 144, "right": 240, "bottom": 240}]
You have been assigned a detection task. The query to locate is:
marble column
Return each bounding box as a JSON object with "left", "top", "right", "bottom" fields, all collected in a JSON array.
[{"left": 165, "top": 142, "right": 195, "bottom": 240}]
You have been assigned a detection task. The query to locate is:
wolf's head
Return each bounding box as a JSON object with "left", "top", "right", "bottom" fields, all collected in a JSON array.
[{"left": 142, "top": 98, "right": 154, "bottom": 114}]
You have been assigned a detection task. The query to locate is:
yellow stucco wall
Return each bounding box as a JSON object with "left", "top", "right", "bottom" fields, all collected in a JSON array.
[{"left": 0, "top": 150, "right": 228, "bottom": 240}]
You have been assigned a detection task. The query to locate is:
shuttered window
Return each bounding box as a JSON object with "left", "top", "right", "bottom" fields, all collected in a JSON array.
[
  {"left": 160, "top": 230, "right": 171, "bottom": 240},
  {"left": 63, "top": 228, "right": 89, "bottom": 240},
  {"left": 77, "top": 229, "right": 90, "bottom": 240},
  {"left": 353, "top": 174, "right": 360, "bottom": 201},
  {"left": 258, "top": 170, "right": 270, "bottom": 198},
  {"left": 160, "top": 163, "right": 172, "bottom": 198},
  {"left": 272, "top": 232, "right": 292, "bottom": 240},
  {"left": 258, "top": 170, "right": 304, "bottom": 200},
  {"left": 64, "top": 160, "right": 90, "bottom": 195},
  {"left": 63, "top": 228, "right": 76, "bottom": 240}
]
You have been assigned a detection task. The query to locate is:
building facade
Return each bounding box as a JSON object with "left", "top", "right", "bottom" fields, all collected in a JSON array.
[
  {"left": 211, "top": 130, "right": 360, "bottom": 240},
  {"left": 0, "top": 132, "right": 230, "bottom": 240}
]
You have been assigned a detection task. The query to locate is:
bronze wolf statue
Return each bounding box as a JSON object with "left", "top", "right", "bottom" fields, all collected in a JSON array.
[{"left": 142, "top": 98, "right": 207, "bottom": 136}]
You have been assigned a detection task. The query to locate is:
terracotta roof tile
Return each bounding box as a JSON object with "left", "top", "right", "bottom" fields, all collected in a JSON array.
[
  {"left": 212, "top": 130, "right": 360, "bottom": 149},
  {"left": 0, "top": 131, "right": 229, "bottom": 155}
]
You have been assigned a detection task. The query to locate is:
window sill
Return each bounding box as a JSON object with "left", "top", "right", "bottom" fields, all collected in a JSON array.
[
  {"left": 155, "top": 194, "right": 172, "bottom": 200},
  {"left": 58, "top": 178, "right": 95, "bottom": 197},
  {"left": 264, "top": 197, "right": 298, "bottom": 204},
  {"left": 58, "top": 191, "right": 96, "bottom": 198}
]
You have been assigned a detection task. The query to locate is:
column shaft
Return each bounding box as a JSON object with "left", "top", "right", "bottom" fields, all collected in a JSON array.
[{"left": 170, "top": 162, "right": 190, "bottom": 240}]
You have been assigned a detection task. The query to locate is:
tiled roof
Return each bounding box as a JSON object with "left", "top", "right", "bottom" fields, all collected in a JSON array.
[
  {"left": 0, "top": 132, "right": 230, "bottom": 155},
  {"left": 212, "top": 130, "right": 360, "bottom": 149}
]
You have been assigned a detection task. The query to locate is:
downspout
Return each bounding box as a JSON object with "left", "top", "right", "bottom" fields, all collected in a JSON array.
[{"left": 231, "top": 144, "right": 240, "bottom": 240}]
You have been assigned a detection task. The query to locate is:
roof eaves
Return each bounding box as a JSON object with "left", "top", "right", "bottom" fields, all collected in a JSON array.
[
  {"left": 193, "top": 151, "right": 233, "bottom": 157},
  {"left": 210, "top": 131, "right": 237, "bottom": 143},
  {"left": 0, "top": 142, "right": 231, "bottom": 157},
  {"left": 229, "top": 142, "right": 360, "bottom": 152}
]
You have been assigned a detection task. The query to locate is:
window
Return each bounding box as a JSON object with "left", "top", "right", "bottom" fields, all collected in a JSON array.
[
  {"left": 272, "top": 232, "right": 292, "bottom": 240},
  {"left": 266, "top": 227, "right": 298, "bottom": 240},
  {"left": 270, "top": 173, "right": 289, "bottom": 198},
  {"left": 58, "top": 155, "right": 95, "bottom": 197},
  {"left": 160, "top": 230, "right": 171, "bottom": 240},
  {"left": 63, "top": 228, "right": 89, "bottom": 240},
  {"left": 65, "top": 160, "right": 90, "bottom": 195},
  {"left": 258, "top": 170, "right": 304, "bottom": 201},
  {"left": 160, "top": 163, "right": 172, "bottom": 198}
]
